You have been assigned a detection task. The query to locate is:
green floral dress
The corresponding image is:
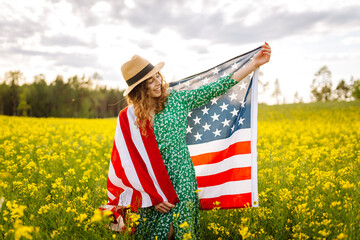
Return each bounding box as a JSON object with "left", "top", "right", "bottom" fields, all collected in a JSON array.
[{"left": 135, "top": 75, "right": 238, "bottom": 240}]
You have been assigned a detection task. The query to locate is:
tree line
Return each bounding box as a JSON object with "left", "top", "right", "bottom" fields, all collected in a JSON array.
[
  {"left": 0, "top": 71, "right": 127, "bottom": 118},
  {"left": 268, "top": 65, "right": 360, "bottom": 104},
  {"left": 1, "top": 66, "right": 360, "bottom": 118},
  {"left": 309, "top": 66, "right": 360, "bottom": 102}
]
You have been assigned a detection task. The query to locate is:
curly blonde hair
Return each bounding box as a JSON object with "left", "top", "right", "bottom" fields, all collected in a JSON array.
[{"left": 126, "top": 72, "right": 169, "bottom": 136}]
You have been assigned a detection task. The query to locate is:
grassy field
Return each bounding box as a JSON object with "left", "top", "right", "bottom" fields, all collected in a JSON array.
[{"left": 0, "top": 101, "right": 359, "bottom": 239}]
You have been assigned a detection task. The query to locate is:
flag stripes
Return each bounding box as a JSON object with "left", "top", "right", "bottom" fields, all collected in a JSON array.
[
  {"left": 199, "top": 193, "right": 252, "bottom": 209},
  {"left": 105, "top": 106, "right": 179, "bottom": 209}
]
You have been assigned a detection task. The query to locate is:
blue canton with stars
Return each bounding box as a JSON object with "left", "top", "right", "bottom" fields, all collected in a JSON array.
[{"left": 169, "top": 47, "right": 261, "bottom": 145}]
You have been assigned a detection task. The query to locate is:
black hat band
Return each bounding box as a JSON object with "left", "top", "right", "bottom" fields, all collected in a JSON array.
[{"left": 126, "top": 63, "right": 154, "bottom": 87}]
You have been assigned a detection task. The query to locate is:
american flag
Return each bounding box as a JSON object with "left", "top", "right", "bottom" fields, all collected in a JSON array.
[
  {"left": 170, "top": 47, "right": 261, "bottom": 209},
  {"left": 102, "top": 105, "right": 179, "bottom": 215}
]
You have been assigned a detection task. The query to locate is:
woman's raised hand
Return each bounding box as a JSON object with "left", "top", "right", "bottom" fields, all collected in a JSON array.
[
  {"left": 155, "top": 201, "right": 175, "bottom": 213},
  {"left": 252, "top": 42, "right": 271, "bottom": 68},
  {"left": 231, "top": 42, "right": 271, "bottom": 82}
]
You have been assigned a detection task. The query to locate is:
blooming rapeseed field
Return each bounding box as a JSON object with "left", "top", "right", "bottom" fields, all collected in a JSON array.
[{"left": 1, "top": 101, "right": 359, "bottom": 239}]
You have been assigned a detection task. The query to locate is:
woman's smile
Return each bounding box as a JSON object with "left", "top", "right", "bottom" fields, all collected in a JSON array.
[{"left": 147, "top": 72, "right": 162, "bottom": 98}]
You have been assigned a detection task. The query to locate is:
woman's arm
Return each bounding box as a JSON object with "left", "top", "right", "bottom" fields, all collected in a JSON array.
[{"left": 231, "top": 42, "right": 271, "bottom": 82}]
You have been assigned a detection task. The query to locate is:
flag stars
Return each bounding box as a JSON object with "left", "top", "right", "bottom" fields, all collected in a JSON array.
[
  {"left": 188, "top": 111, "right": 192, "bottom": 117},
  {"left": 202, "top": 122, "right": 211, "bottom": 132},
  {"left": 239, "top": 99, "right": 246, "bottom": 108},
  {"left": 238, "top": 117, "right": 245, "bottom": 125},
  {"left": 212, "top": 68, "right": 219, "bottom": 75},
  {"left": 186, "top": 125, "right": 193, "bottom": 134},
  {"left": 229, "top": 92, "right": 237, "bottom": 101},
  {"left": 201, "top": 106, "right": 209, "bottom": 115},
  {"left": 231, "top": 62, "right": 239, "bottom": 70},
  {"left": 210, "top": 112, "right": 220, "bottom": 122},
  {"left": 231, "top": 108, "right": 239, "bottom": 117},
  {"left": 239, "top": 82, "right": 247, "bottom": 90},
  {"left": 213, "top": 129, "right": 221, "bottom": 137},
  {"left": 193, "top": 116, "right": 201, "bottom": 124},
  {"left": 231, "top": 125, "right": 235, "bottom": 132},
  {"left": 194, "top": 132, "right": 202, "bottom": 141},
  {"left": 210, "top": 98, "right": 218, "bottom": 105},
  {"left": 219, "top": 102, "right": 229, "bottom": 111},
  {"left": 221, "top": 118, "right": 230, "bottom": 127},
  {"left": 202, "top": 77, "right": 209, "bottom": 84}
]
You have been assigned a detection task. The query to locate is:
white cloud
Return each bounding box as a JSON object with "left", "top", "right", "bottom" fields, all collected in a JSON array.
[
  {"left": 1, "top": 0, "right": 360, "bottom": 104},
  {"left": 91, "top": 1, "right": 111, "bottom": 14},
  {"left": 124, "top": 0, "right": 136, "bottom": 9},
  {"left": 341, "top": 36, "right": 360, "bottom": 45}
]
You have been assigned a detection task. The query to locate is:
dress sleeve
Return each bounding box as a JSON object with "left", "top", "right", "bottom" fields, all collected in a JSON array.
[{"left": 180, "top": 74, "right": 238, "bottom": 111}]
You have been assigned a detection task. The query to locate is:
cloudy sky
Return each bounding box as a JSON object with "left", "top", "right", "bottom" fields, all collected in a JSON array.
[{"left": 1, "top": 0, "right": 360, "bottom": 103}]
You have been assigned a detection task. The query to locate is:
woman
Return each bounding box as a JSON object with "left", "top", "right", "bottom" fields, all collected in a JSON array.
[{"left": 120, "top": 43, "right": 271, "bottom": 239}]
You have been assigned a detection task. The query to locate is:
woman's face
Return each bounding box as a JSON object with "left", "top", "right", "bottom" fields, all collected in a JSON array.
[{"left": 146, "top": 72, "right": 162, "bottom": 98}]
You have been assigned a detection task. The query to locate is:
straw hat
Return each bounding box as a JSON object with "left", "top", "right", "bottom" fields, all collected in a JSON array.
[{"left": 121, "top": 55, "right": 164, "bottom": 96}]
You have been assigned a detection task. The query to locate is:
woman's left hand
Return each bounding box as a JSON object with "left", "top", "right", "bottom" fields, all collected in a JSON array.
[
  {"left": 155, "top": 201, "right": 175, "bottom": 213},
  {"left": 252, "top": 42, "right": 271, "bottom": 68}
]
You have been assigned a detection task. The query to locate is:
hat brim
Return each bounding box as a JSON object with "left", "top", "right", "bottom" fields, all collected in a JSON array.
[{"left": 123, "top": 62, "right": 165, "bottom": 96}]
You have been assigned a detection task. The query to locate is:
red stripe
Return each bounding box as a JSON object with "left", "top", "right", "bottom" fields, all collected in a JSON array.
[
  {"left": 107, "top": 177, "right": 123, "bottom": 201},
  {"left": 196, "top": 167, "right": 251, "bottom": 188},
  {"left": 111, "top": 138, "right": 146, "bottom": 206},
  {"left": 131, "top": 191, "right": 142, "bottom": 210},
  {"left": 111, "top": 140, "right": 133, "bottom": 191},
  {"left": 199, "top": 193, "right": 252, "bottom": 210},
  {"left": 119, "top": 108, "right": 163, "bottom": 205},
  {"left": 191, "top": 141, "right": 251, "bottom": 166},
  {"left": 141, "top": 122, "right": 179, "bottom": 205}
]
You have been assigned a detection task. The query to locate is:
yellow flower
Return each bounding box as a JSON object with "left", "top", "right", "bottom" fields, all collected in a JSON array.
[
  {"left": 182, "top": 232, "right": 192, "bottom": 240},
  {"left": 75, "top": 213, "right": 87, "bottom": 223},
  {"left": 103, "top": 210, "right": 113, "bottom": 217},
  {"left": 239, "top": 226, "right": 250, "bottom": 239},
  {"left": 6, "top": 201, "right": 26, "bottom": 220},
  {"left": 318, "top": 229, "right": 331, "bottom": 237},
  {"left": 50, "top": 230, "right": 59, "bottom": 238},
  {"left": 14, "top": 219, "right": 34, "bottom": 240},
  {"left": 90, "top": 209, "right": 103, "bottom": 223},
  {"left": 337, "top": 233, "right": 348, "bottom": 239},
  {"left": 179, "top": 221, "right": 189, "bottom": 229}
]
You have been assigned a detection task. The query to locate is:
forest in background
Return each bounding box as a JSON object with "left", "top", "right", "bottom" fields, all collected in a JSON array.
[
  {"left": 0, "top": 66, "right": 360, "bottom": 118},
  {"left": 0, "top": 71, "right": 127, "bottom": 118}
]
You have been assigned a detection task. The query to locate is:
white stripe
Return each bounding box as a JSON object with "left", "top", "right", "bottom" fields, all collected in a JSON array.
[
  {"left": 198, "top": 180, "right": 252, "bottom": 199},
  {"left": 188, "top": 128, "right": 251, "bottom": 156},
  {"left": 100, "top": 204, "right": 116, "bottom": 210},
  {"left": 194, "top": 154, "right": 251, "bottom": 177},
  {"left": 127, "top": 106, "right": 168, "bottom": 202},
  {"left": 119, "top": 188, "right": 133, "bottom": 206},
  {"left": 108, "top": 160, "right": 127, "bottom": 189},
  {"left": 107, "top": 190, "right": 116, "bottom": 201},
  {"left": 251, "top": 69, "right": 259, "bottom": 207},
  {"left": 108, "top": 160, "right": 132, "bottom": 205},
  {"left": 114, "top": 115, "right": 152, "bottom": 207}
]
